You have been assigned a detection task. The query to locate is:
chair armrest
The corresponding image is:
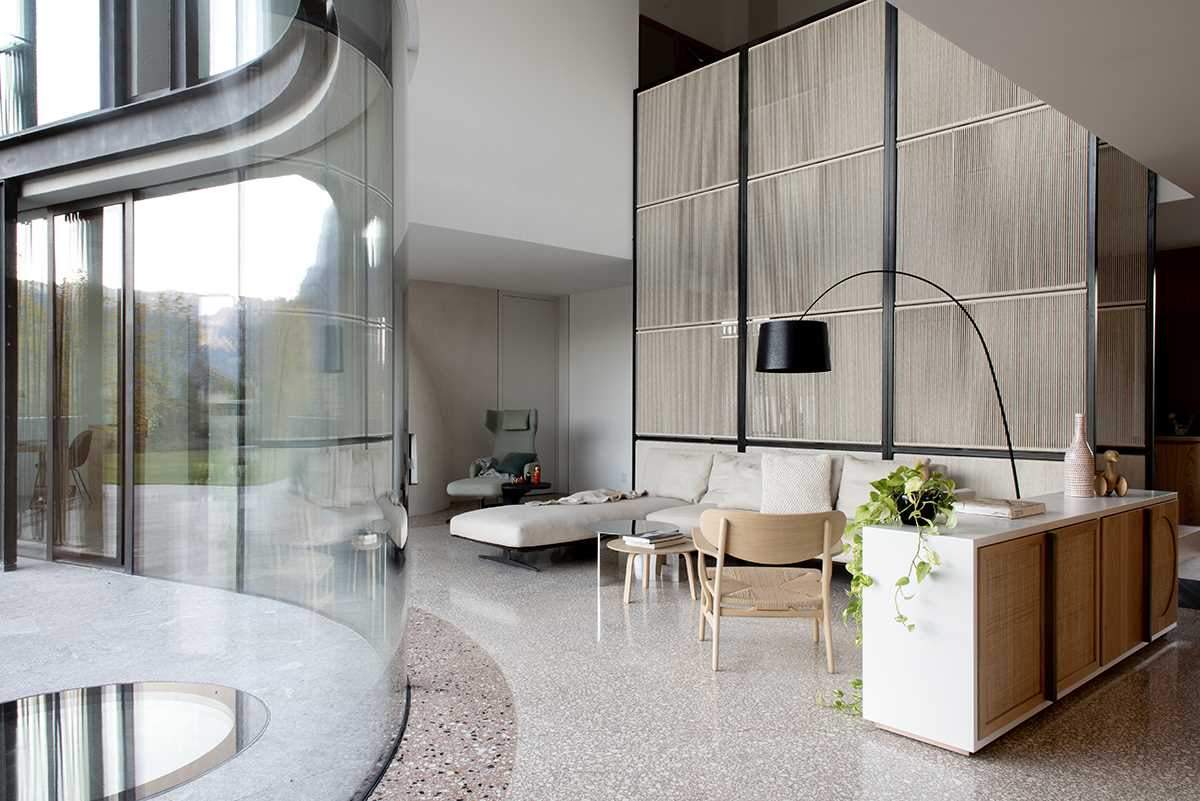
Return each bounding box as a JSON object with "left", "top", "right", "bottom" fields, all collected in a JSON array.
[{"left": 469, "top": 463, "right": 483, "bottom": 478}]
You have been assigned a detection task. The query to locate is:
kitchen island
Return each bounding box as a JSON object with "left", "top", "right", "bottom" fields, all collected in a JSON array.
[{"left": 862, "top": 490, "right": 1179, "bottom": 754}]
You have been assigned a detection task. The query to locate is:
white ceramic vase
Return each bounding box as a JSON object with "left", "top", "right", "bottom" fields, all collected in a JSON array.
[{"left": 1064, "top": 413, "right": 1096, "bottom": 498}]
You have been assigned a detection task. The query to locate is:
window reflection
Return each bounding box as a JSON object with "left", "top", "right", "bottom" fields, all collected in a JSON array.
[{"left": 35, "top": 0, "right": 101, "bottom": 125}]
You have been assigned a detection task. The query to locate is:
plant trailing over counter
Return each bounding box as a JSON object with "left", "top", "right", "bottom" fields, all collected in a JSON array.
[{"left": 827, "top": 463, "right": 957, "bottom": 716}]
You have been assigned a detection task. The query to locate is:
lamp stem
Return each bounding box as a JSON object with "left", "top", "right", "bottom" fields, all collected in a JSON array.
[{"left": 797, "top": 270, "right": 1022, "bottom": 499}]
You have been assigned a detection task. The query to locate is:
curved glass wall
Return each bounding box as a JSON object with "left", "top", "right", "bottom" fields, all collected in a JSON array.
[{"left": 4, "top": 2, "right": 409, "bottom": 799}]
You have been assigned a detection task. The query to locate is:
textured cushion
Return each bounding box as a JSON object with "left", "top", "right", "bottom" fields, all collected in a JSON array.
[
  {"left": 638, "top": 449, "right": 714, "bottom": 503},
  {"left": 706, "top": 566, "right": 823, "bottom": 611},
  {"left": 700, "top": 453, "right": 762, "bottom": 510},
  {"left": 501, "top": 410, "right": 530, "bottom": 430},
  {"left": 760, "top": 452, "right": 832, "bottom": 514},
  {"left": 836, "top": 456, "right": 907, "bottom": 518},
  {"left": 450, "top": 496, "right": 682, "bottom": 549},
  {"left": 646, "top": 503, "right": 719, "bottom": 534},
  {"left": 497, "top": 451, "right": 537, "bottom": 476}
]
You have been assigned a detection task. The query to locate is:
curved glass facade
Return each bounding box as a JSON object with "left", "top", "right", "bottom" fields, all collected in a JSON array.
[{"left": 2, "top": 2, "right": 409, "bottom": 799}]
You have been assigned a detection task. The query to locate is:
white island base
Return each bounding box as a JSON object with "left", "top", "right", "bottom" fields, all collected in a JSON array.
[{"left": 862, "top": 490, "right": 1179, "bottom": 754}]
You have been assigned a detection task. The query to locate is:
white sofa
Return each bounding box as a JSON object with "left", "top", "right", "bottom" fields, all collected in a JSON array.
[{"left": 450, "top": 446, "right": 947, "bottom": 566}]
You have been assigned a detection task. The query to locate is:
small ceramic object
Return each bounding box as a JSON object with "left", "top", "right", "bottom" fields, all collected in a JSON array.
[
  {"left": 1064, "top": 413, "right": 1096, "bottom": 498},
  {"left": 1094, "top": 450, "right": 1129, "bottom": 497}
]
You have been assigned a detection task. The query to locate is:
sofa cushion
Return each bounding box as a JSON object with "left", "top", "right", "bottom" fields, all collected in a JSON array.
[
  {"left": 836, "top": 456, "right": 939, "bottom": 519},
  {"left": 700, "top": 453, "right": 762, "bottom": 510},
  {"left": 638, "top": 449, "right": 715, "bottom": 503},
  {"left": 450, "top": 496, "right": 682, "bottom": 549},
  {"left": 646, "top": 503, "right": 720, "bottom": 534},
  {"left": 760, "top": 452, "right": 832, "bottom": 514},
  {"left": 447, "top": 476, "right": 507, "bottom": 498}
]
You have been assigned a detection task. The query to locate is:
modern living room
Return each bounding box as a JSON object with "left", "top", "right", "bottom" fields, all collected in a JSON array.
[{"left": 395, "top": 1, "right": 1200, "bottom": 799}]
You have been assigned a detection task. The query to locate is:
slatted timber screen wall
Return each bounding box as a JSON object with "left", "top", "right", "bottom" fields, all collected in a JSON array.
[
  {"left": 636, "top": 56, "right": 740, "bottom": 437},
  {"left": 744, "top": 2, "right": 884, "bottom": 444},
  {"left": 894, "top": 11, "right": 1089, "bottom": 452},
  {"left": 1096, "top": 145, "right": 1151, "bottom": 449}
]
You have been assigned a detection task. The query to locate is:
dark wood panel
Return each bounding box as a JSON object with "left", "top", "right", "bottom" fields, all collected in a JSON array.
[
  {"left": 978, "top": 533, "right": 1046, "bottom": 739},
  {"left": 1100, "top": 509, "right": 1146, "bottom": 665},
  {"left": 1155, "top": 440, "right": 1200, "bottom": 525},
  {"left": 1148, "top": 500, "right": 1179, "bottom": 637},
  {"left": 1053, "top": 520, "right": 1101, "bottom": 693}
]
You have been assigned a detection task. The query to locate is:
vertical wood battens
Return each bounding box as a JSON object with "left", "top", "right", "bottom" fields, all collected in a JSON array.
[
  {"left": 636, "top": 326, "right": 738, "bottom": 438},
  {"left": 748, "top": 0, "right": 884, "bottom": 177},
  {"left": 1096, "top": 306, "right": 1146, "bottom": 448},
  {"left": 895, "top": 293, "right": 1087, "bottom": 451},
  {"left": 896, "top": 108, "right": 1089, "bottom": 302},
  {"left": 636, "top": 57, "right": 740, "bottom": 207},
  {"left": 1097, "top": 146, "right": 1150, "bottom": 305},
  {"left": 896, "top": 10, "right": 1039, "bottom": 140},
  {"left": 748, "top": 311, "right": 882, "bottom": 443},
  {"left": 636, "top": 186, "right": 738, "bottom": 328}
]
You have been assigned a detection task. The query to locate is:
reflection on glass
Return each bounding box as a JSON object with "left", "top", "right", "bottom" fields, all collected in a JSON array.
[
  {"left": 1, "top": 681, "right": 269, "bottom": 801},
  {"left": 130, "top": 0, "right": 171, "bottom": 96},
  {"left": 52, "top": 207, "right": 123, "bottom": 563},
  {"left": 34, "top": 0, "right": 101, "bottom": 125},
  {"left": 196, "top": 0, "right": 300, "bottom": 80},
  {"left": 16, "top": 217, "right": 48, "bottom": 552}
]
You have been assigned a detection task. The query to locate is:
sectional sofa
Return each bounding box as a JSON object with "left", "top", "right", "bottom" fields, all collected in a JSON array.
[{"left": 450, "top": 446, "right": 960, "bottom": 565}]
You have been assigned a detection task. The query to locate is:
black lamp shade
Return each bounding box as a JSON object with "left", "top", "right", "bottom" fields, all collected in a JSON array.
[{"left": 755, "top": 319, "right": 831, "bottom": 373}]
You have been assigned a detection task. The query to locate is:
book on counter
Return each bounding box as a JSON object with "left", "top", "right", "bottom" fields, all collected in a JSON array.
[
  {"left": 623, "top": 531, "right": 687, "bottom": 548},
  {"left": 953, "top": 497, "right": 1047, "bottom": 519}
]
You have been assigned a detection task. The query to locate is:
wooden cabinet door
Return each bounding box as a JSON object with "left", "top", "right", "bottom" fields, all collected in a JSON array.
[
  {"left": 1054, "top": 520, "right": 1101, "bottom": 693},
  {"left": 978, "top": 533, "right": 1046, "bottom": 739},
  {"left": 1100, "top": 510, "right": 1146, "bottom": 665},
  {"left": 1148, "top": 500, "right": 1180, "bottom": 637}
]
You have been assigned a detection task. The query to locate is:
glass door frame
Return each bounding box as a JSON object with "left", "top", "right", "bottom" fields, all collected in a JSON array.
[{"left": 17, "top": 192, "right": 135, "bottom": 572}]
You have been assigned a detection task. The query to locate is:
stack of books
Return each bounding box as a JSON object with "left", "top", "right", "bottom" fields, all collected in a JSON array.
[{"left": 622, "top": 530, "right": 688, "bottom": 549}]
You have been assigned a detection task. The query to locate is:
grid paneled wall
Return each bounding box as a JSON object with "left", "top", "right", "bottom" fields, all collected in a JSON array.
[
  {"left": 748, "top": 311, "right": 883, "bottom": 443},
  {"left": 895, "top": 293, "right": 1087, "bottom": 450},
  {"left": 748, "top": 150, "right": 884, "bottom": 317},
  {"left": 748, "top": 0, "right": 884, "bottom": 177},
  {"left": 637, "top": 56, "right": 740, "bottom": 206},
  {"left": 637, "top": 186, "right": 738, "bottom": 328},
  {"left": 897, "top": 107, "right": 1089, "bottom": 302},
  {"left": 636, "top": 326, "right": 737, "bottom": 438}
]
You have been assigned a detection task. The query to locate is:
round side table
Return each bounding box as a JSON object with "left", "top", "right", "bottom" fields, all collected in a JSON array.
[{"left": 606, "top": 538, "right": 697, "bottom": 605}]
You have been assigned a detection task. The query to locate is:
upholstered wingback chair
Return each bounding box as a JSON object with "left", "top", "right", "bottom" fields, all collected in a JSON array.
[{"left": 446, "top": 409, "right": 539, "bottom": 507}]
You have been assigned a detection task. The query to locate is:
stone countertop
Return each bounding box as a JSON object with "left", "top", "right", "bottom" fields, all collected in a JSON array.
[{"left": 864, "top": 489, "right": 1178, "bottom": 549}]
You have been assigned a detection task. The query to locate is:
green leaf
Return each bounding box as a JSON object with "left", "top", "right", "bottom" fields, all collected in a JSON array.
[
  {"left": 895, "top": 575, "right": 910, "bottom": 587},
  {"left": 915, "top": 561, "right": 931, "bottom": 583}
]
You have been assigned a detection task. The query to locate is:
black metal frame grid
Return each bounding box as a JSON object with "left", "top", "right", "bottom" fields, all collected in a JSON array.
[{"left": 630, "top": 0, "right": 1156, "bottom": 475}]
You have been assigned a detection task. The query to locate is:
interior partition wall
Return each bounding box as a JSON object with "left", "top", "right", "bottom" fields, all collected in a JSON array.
[{"left": 634, "top": 0, "right": 1157, "bottom": 485}]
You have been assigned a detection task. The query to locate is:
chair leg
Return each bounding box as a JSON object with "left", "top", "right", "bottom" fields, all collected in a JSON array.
[
  {"left": 697, "top": 592, "right": 708, "bottom": 641},
  {"left": 683, "top": 552, "right": 697, "bottom": 600},
  {"left": 823, "top": 603, "right": 835, "bottom": 674},
  {"left": 623, "top": 553, "right": 634, "bottom": 605},
  {"left": 72, "top": 469, "right": 92, "bottom": 505},
  {"left": 711, "top": 607, "right": 721, "bottom": 671},
  {"left": 812, "top": 617, "right": 819, "bottom": 643},
  {"left": 641, "top": 555, "right": 649, "bottom": 590}
]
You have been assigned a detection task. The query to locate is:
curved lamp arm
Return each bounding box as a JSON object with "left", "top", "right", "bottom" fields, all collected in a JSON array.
[{"left": 798, "top": 269, "right": 1021, "bottom": 499}]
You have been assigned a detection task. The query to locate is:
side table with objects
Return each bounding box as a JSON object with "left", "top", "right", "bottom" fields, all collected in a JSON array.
[
  {"left": 589, "top": 519, "right": 697, "bottom": 603},
  {"left": 500, "top": 481, "right": 550, "bottom": 504}
]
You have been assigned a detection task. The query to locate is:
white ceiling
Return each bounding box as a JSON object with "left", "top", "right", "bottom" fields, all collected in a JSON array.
[
  {"left": 891, "top": 0, "right": 1200, "bottom": 250},
  {"left": 404, "top": 224, "right": 632, "bottom": 296}
]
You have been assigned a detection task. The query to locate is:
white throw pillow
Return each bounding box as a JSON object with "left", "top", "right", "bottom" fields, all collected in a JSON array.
[
  {"left": 760, "top": 452, "right": 832, "bottom": 514},
  {"left": 638, "top": 449, "right": 714, "bottom": 503},
  {"left": 836, "top": 456, "right": 943, "bottom": 518},
  {"left": 700, "top": 453, "right": 762, "bottom": 510}
]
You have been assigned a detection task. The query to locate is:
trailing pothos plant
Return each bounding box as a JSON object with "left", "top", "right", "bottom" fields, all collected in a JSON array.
[{"left": 826, "top": 463, "right": 957, "bottom": 716}]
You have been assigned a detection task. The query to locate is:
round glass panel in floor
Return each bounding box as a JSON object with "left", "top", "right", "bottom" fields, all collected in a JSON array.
[{"left": 1, "top": 681, "right": 269, "bottom": 801}]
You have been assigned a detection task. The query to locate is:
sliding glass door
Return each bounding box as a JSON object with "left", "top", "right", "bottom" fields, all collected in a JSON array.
[{"left": 51, "top": 206, "right": 124, "bottom": 564}]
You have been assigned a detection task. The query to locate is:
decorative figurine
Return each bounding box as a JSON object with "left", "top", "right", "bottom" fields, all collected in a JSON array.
[{"left": 1094, "top": 450, "right": 1129, "bottom": 497}]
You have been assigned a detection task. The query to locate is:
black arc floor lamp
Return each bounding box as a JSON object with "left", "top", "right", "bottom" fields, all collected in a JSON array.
[{"left": 755, "top": 269, "right": 1021, "bottom": 499}]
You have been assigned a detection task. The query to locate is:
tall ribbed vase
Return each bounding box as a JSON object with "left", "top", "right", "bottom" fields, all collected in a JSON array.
[{"left": 1064, "top": 413, "right": 1096, "bottom": 498}]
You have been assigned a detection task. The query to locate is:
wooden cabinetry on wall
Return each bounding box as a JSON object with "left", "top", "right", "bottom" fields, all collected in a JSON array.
[
  {"left": 1100, "top": 509, "right": 1147, "bottom": 665},
  {"left": 1148, "top": 499, "right": 1180, "bottom": 637},
  {"left": 1053, "top": 520, "right": 1101, "bottom": 693},
  {"left": 977, "top": 533, "right": 1046, "bottom": 739}
]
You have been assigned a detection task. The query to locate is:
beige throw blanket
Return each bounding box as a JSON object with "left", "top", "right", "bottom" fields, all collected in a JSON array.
[{"left": 526, "top": 489, "right": 646, "bottom": 506}]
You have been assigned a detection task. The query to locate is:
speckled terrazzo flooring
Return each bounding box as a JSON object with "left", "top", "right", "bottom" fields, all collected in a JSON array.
[
  {"left": 370, "top": 608, "right": 515, "bottom": 800},
  {"left": 397, "top": 508, "right": 1200, "bottom": 801}
]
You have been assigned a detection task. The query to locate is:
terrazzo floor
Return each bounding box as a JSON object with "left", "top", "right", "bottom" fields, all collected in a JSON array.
[{"left": 398, "top": 507, "right": 1200, "bottom": 801}]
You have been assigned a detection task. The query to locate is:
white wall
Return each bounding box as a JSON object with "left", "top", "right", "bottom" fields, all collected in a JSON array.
[
  {"left": 567, "top": 286, "right": 634, "bottom": 492},
  {"left": 408, "top": 0, "right": 637, "bottom": 260}
]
